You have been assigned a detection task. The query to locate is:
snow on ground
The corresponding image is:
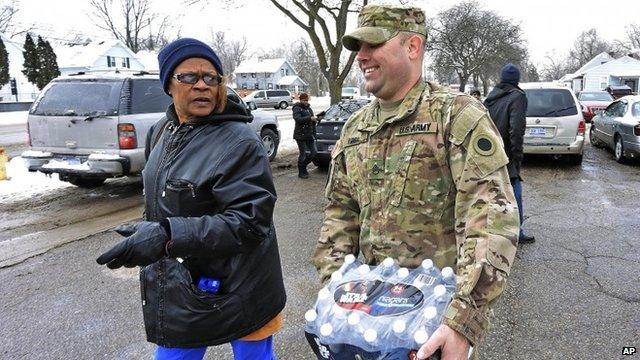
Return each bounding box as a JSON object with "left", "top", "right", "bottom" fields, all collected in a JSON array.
[
  {"left": 0, "top": 157, "right": 71, "bottom": 204},
  {"left": 0, "top": 111, "right": 28, "bottom": 125}
]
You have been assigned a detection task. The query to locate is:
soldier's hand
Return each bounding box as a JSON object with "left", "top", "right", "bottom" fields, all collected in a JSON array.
[{"left": 417, "top": 324, "right": 470, "bottom": 360}]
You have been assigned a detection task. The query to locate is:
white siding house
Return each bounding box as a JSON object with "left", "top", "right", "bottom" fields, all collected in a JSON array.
[
  {"left": 562, "top": 53, "right": 640, "bottom": 93},
  {"left": 234, "top": 58, "right": 307, "bottom": 93},
  {"left": 54, "top": 39, "right": 145, "bottom": 76},
  {"left": 0, "top": 33, "right": 41, "bottom": 103}
]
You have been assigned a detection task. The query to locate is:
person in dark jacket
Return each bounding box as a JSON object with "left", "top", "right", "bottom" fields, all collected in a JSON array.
[
  {"left": 96, "top": 38, "right": 286, "bottom": 360},
  {"left": 484, "top": 63, "right": 535, "bottom": 243},
  {"left": 292, "top": 92, "right": 317, "bottom": 178}
]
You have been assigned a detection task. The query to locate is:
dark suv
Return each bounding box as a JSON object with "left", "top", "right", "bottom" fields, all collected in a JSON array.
[{"left": 313, "top": 98, "right": 370, "bottom": 169}]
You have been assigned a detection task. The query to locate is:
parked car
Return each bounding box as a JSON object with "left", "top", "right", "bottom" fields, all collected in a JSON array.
[
  {"left": 605, "top": 85, "right": 633, "bottom": 99},
  {"left": 242, "top": 89, "right": 292, "bottom": 109},
  {"left": 313, "top": 98, "right": 370, "bottom": 169},
  {"left": 520, "top": 82, "right": 586, "bottom": 165},
  {"left": 589, "top": 95, "right": 640, "bottom": 163},
  {"left": 576, "top": 91, "right": 613, "bottom": 122},
  {"left": 21, "top": 72, "right": 280, "bottom": 188},
  {"left": 341, "top": 87, "right": 361, "bottom": 99}
]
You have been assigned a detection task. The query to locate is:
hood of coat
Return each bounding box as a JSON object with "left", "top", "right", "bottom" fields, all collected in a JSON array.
[
  {"left": 484, "top": 82, "right": 523, "bottom": 107},
  {"left": 167, "top": 96, "right": 254, "bottom": 125}
]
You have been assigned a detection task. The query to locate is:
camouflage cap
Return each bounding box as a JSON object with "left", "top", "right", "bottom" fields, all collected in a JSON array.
[{"left": 342, "top": 4, "right": 427, "bottom": 51}]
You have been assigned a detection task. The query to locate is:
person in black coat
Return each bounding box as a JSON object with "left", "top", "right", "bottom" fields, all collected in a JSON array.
[
  {"left": 484, "top": 63, "right": 535, "bottom": 243},
  {"left": 292, "top": 92, "right": 317, "bottom": 178},
  {"left": 96, "top": 38, "right": 286, "bottom": 360}
]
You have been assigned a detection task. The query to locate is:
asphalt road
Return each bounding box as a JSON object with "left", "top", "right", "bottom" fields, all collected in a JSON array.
[{"left": 0, "top": 143, "right": 638, "bottom": 359}]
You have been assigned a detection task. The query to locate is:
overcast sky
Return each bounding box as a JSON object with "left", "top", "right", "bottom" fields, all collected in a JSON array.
[{"left": 11, "top": 0, "right": 640, "bottom": 67}]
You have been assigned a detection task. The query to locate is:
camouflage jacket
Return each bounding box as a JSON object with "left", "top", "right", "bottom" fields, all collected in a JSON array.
[{"left": 313, "top": 81, "right": 519, "bottom": 345}]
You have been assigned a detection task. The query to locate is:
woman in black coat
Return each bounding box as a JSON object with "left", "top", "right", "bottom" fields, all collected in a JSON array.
[
  {"left": 292, "top": 92, "right": 317, "bottom": 178},
  {"left": 96, "top": 38, "right": 285, "bottom": 360}
]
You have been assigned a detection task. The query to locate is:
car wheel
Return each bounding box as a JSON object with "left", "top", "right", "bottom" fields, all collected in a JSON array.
[
  {"left": 567, "top": 154, "right": 583, "bottom": 166},
  {"left": 261, "top": 128, "right": 279, "bottom": 162},
  {"left": 279, "top": 101, "right": 288, "bottom": 109},
  {"left": 614, "top": 135, "right": 626, "bottom": 163},
  {"left": 67, "top": 176, "right": 106, "bottom": 188},
  {"left": 312, "top": 158, "right": 330, "bottom": 171},
  {"left": 589, "top": 126, "right": 603, "bottom": 148}
]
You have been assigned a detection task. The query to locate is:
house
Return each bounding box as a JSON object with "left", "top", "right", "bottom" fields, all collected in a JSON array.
[
  {"left": 53, "top": 39, "right": 145, "bottom": 76},
  {"left": 234, "top": 58, "right": 307, "bottom": 93},
  {"left": 0, "top": 33, "right": 41, "bottom": 104},
  {"left": 135, "top": 50, "right": 159, "bottom": 72},
  {"left": 562, "top": 52, "right": 640, "bottom": 93}
]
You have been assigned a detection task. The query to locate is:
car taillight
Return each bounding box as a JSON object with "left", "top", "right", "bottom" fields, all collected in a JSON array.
[
  {"left": 634, "top": 124, "right": 640, "bottom": 136},
  {"left": 118, "top": 123, "right": 137, "bottom": 149},
  {"left": 577, "top": 120, "right": 586, "bottom": 136}
]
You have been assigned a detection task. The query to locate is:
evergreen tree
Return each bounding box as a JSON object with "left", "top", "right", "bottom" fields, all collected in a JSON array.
[
  {"left": 35, "top": 36, "right": 60, "bottom": 89},
  {"left": 22, "top": 33, "right": 39, "bottom": 86},
  {"left": 0, "top": 38, "right": 9, "bottom": 87}
]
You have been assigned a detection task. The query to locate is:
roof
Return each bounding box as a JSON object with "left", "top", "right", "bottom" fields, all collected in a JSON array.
[
  {"left": 54, "top": 71, "right": 159, "bottom": 81},
  {"left": 519, "top": 81, "right": 569, "bottom": 89},
  {"left": 581, "top": 56, "right": 640, "bottom": 78},
  {"left": 235, "top": 58, "right": 290, "bottom": 74},
  {"left": 565, "top": 52, "right": 614, "bottom": 80},
  {"left": 277, "top": 75, "right": 307, "bottom": 86},
  {"left": 135, "top": 50, "right": 159, "bottom": 72},
  {"left": 53, "top": 39, "right": 137, "bottom": 68}
]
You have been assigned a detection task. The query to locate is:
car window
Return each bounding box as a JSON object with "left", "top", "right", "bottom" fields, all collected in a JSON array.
[
  {"left": 226, "top": 87, "right": 242, "bottom": 103},
  {"left": 632, "top": 102, "right": 640, "bottom": 118},
  {"left": 524, "top": 89, "right": 578, "bottom": 117},
  {"left": 579, "top": 92, "right": 613, "bottom": 101},
  {"left": 130, "top": 79, "right": 172, "bottom": 114},
  {"left": 31, "top": 79, "right": 122, "bottom": 116},
  {"left": 253, "top": 91, "right": 264, "bottom": 99},
  {"left": 604, "top": 102, "right": 619, "bottom": 116},
  {"left": 324, "top": 101, "right": 368, "bottom": 121},
  {"left": 616, "top": 102, "right": 628, "bottom": 117}
]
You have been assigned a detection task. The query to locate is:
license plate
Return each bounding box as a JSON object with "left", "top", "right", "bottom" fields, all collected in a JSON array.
[
  {"left": 328, "top": 145, "right": 335, "bottom": 152},
  {"left": 528, "top": 128, "right": 546, "bottom": 137},
  {"left": 63, "top": 157, "right": 81, "bottom": 165}
]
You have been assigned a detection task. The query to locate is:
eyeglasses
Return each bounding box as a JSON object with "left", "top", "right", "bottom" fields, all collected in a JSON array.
[{"left": 172, "top": 72, "right": 223, "bottom": 86}]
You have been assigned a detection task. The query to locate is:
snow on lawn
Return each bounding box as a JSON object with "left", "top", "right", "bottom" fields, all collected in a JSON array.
[
  {"left": 0, "top": 111, "right": 28, "bottom": 125},
  {"left": 0, "top": 157, "right": 71, "bottom": 203}
]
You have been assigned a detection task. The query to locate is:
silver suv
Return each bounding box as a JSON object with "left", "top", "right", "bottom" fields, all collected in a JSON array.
[
  {"left": 520, "top": 82, "right": 586, "bottom": 165},
  {"left": 22, "top": 72, "right": 280, "bottom": 187},
  {"left": 242, "top": 89, "right": 292, "bottom": 109}
]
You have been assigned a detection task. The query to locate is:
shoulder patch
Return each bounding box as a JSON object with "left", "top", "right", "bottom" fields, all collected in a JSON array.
[
  {"left": 449, "top": 103, "right": 485, "bottom": 146},
  {"left": 473, "top": 136, "right": 496, "bottom": 156}
]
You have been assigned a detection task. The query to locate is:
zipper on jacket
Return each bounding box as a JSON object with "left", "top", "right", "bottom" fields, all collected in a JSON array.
[{"left": 140, "top": 267, "right": 147, "bottom": 306}]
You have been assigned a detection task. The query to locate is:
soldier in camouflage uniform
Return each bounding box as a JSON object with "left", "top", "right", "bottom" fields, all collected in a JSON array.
[{"left": 312, "top": 4, "right": 520, "bottom": 360}]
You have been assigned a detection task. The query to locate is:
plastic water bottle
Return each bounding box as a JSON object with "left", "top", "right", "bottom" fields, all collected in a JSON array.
[
  {"left": 197, "top": 277, "right": 220, "bottom": 294},
  {"left": 440, "top": 267, "right": 456, "bottom": 286}
]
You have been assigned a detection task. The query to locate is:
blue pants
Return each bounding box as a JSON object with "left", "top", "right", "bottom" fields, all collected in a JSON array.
[
  {"left": 511, "top": 177, "right": 525, "bottom": 239},
  {"left": 154, "top": 336, "right": 277, "bottom": 360}
]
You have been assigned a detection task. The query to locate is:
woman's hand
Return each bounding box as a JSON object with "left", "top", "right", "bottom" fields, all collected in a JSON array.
[{"left": 96, "top": 221, "right": 169, "bottom": 269}]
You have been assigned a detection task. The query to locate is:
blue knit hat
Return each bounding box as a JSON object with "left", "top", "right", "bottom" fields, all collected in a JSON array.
[
  {"left": 157, "top": 38, "right": 223, "bottom": 95},
  {"left": 500, "top": 63, "right": 520, "bottom": 85}
]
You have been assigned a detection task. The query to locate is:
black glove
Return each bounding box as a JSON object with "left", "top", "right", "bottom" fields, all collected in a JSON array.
[{"left": 96, "top": 221, "right": 169, "bottom": 269}]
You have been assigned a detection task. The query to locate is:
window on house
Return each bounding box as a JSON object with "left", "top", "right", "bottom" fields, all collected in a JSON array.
[
  {"left": 242, "top": 73, "right": 247, "bottom": 78},
  {"left": 266, "top": 73, "right": 271, "bottom": 78},
  {"left": 251, "top": 73, "right": 256, "bottom": 78},
  {"left": 285, "top": 69, "right": 289, "bottom": 75},
  {"left": 281, "top": 69, "right": 285, "bottom": 76},
  {"left": 242, "top": 83, "right": 247, "bottom": 89},
  {"left": 267, "top": 83, "right": 273, "bottom": 89},
  {"left": 600, "top": 77, "right": 608, "bottom": 90},
  {"left": 254, "top": 83, "right": 259, "bottom": 89},
  {"left": 107, "top": 56, "right": 116, "bottom": 67}
]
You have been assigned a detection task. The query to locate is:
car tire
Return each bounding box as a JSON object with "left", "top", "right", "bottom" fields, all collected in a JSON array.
[
  {"left": 589, "top": 126, "right": 603, "bottom": 148},
  {"left": 279, "top": 101, "right": 288, "bottom": 109},
  {"left": 614, "top": 135, "right": 626, "bottom": 163},
  {"left": 312, "top": 158, "right": 330, "bottom": 171},
  {"left": 261, "top": 128, "right": 279, "bottom": 162},
  {"left": 67, "top": 177, "right": 106, "bottom": 188},
  {"left": 567, "top": 154, "right": 583, "bottom": 166}
]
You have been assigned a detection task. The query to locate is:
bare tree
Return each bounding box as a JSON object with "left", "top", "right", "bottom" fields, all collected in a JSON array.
[
  {"left": 567, "top": 28, "right": 612, "bottom": 71},
  {"left": 89, "top": 0, "right": 173, "bottom": 51},
  {"left": 0, "top": 0, "right": 18, "bottom": 33},
  {"left": 427, "top": 1, "right": 527, "bottom": 92},
  {"left": 269, "top": 0, "right": 367, "bottom": 104},
  {"left": 539, "top": 51, "right": 572, "bottom": 81},
  {"left": 210, "top": 31, "right": 249, "bottom": 84},
  {"left": 288, "top": 38, "right": 327, "bottom": 96}
]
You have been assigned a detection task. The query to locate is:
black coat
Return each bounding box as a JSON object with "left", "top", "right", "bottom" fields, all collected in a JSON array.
[
  {"left": 484, "top": 83, "right": 528, "bottom": 179},
  {"left": 292, "top": 102, "right": 315, "bottom": 140},
  {"left": 140, "top": 99, "right": 286, "bottom": 347}
]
